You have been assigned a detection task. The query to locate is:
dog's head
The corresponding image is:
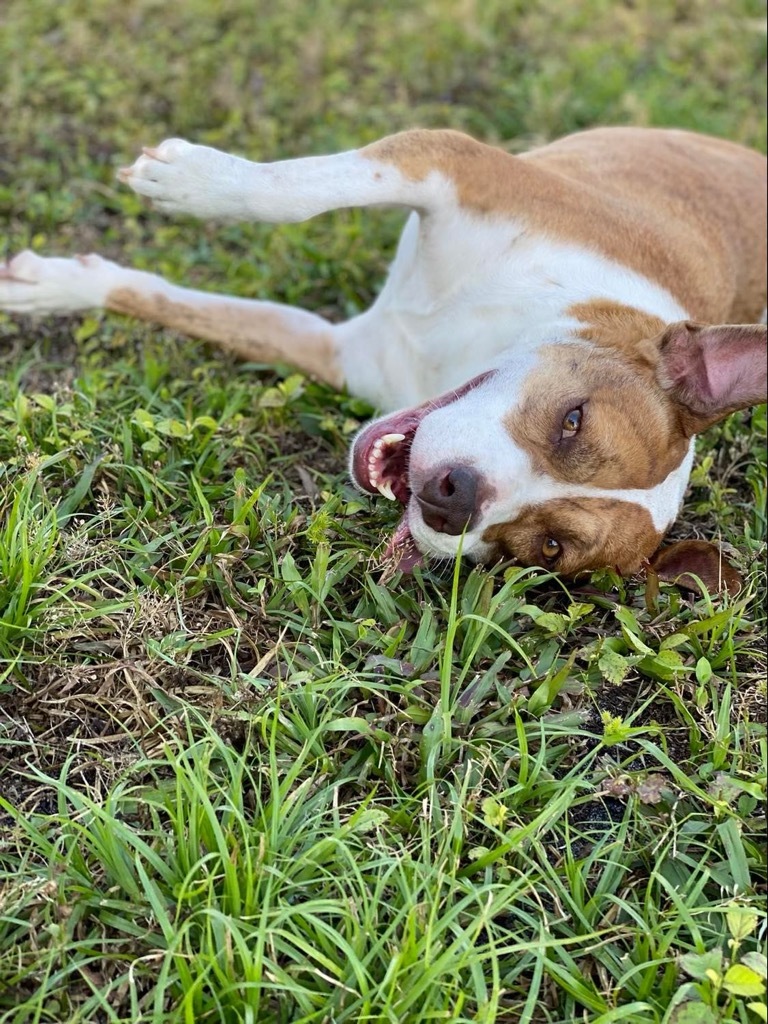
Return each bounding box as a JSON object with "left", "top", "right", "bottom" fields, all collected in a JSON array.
[{"left": 350, "top": 320, "right": 767, "bottom": 588}]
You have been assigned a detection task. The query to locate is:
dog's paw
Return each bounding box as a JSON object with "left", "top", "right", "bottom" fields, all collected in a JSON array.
[
  {"left": 118, "top": 138, "right": 252, "bottom": 219},
  {"left": 0, "top": 251, "right": 117, "bottom": 315}
]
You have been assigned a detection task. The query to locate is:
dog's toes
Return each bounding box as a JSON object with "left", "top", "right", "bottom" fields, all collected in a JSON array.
[
  {"left": 119, "top": 139, "right": 192, "bottom": 200},
  {"left": 0, "top": 250, "right": 42, "bottom": 284},
  {"left": 116, "top": 138, "right": 244, "bottom": 219},
  {"left": 0, "top": 252, "right": 116, "bottom": 315},
  {"left": 0, "top": 255, "right": 44, "bottom": 312},
  {"left": 75, "top": 253, "right": 106, "bottom": 268},
  {"left": 144, "top": 138, "right": 192, "bottom": 162}
]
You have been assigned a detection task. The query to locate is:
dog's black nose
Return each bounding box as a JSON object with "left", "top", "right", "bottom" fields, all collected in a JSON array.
[{"left": 416, "top": 467, "right": 479, "bottom": 535}]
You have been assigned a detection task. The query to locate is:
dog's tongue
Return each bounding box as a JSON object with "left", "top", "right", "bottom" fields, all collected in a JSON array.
[{"left": 385, "top": 514, "right": 423, "bottom": 572}]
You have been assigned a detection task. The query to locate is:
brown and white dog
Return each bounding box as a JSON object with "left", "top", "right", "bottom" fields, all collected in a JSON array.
[{"left": 1, "top": 127, "right": 766, "bottom": 587}]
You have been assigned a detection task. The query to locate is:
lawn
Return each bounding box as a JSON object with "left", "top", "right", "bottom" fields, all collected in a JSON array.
[{"left": 0, "top": 1, "right": 766, "bottom": 1022}]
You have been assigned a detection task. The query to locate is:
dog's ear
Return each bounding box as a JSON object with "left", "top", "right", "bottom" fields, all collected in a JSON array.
[
  {"left": 656, "top": 321, "right": 767, "bottom": 434},
  {"left": 648, "top": 539, "right": 742, "bottom": 594}
]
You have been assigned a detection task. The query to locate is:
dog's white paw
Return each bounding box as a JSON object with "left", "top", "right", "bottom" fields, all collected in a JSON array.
[
  {"left": 0, "top": 251, "right": 117, "bottom": 315},
  {"left": 118, "top": 138, "right": 253, "bottom": 219}
]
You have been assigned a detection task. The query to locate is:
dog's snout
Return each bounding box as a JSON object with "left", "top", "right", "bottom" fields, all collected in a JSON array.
[{"left": 416, "top": 467, "right": 479, "bottom": 535}]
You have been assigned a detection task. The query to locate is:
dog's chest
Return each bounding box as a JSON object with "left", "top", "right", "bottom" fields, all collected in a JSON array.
[{"left": 337, "top": 210, "right": 689, "bottom": 412}]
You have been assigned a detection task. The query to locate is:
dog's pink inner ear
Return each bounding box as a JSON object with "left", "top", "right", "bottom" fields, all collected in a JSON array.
[
  {"left": 648, "top": 539, "right": 742, "bottom": 594},
  {"left": 657, "top": 321, "right": 767, "bottom": 432}
]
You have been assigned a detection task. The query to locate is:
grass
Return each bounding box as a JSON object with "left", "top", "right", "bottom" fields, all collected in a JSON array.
[{"left": 0, "top": 1, "right": 766, "bottom": 1021}]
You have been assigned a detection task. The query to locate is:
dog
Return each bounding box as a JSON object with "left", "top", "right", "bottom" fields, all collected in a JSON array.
[{"left": 1, "top": 127, "right": 766, "bottom": 589}]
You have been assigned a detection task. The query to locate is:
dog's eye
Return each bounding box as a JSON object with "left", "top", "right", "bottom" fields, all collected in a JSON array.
[
  {"left": 561, "top": 407, "right": 582, "bottom": 437},
  {"left": 542, "top": 537, "right": 561, "bottom": 562}
]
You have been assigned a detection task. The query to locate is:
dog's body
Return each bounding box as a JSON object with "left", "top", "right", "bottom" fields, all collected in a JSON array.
[{"left": 1, "top": 127, "right": 766, "bottom": 583}]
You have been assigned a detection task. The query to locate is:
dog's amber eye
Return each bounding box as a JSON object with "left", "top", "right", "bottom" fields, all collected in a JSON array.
[
  {"left": 561, "top": 407, "right": 582, "bottom": 436},
  {"left": 542, "top": 537, "right": 561, "bottom": 561}
]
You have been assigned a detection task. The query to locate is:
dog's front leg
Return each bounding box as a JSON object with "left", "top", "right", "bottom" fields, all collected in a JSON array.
[
  {"left": 118, "top": 130, "right": 488, "bottom": 222},
  {"left": 0, "top": 251, "right": 342, "bottom": 386}
]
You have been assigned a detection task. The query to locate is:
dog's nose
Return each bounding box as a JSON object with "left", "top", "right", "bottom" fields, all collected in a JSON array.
[{"left": 415, "top": 467, "right": 479, "bottom": 535}]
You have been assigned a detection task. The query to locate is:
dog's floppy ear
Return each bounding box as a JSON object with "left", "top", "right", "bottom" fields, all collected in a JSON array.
[
  {"left": 648, "top": 539, "right": 742, "bottom": 594},
  {"left": 656, "top": 321, "right": 767, "bottom": 434}
]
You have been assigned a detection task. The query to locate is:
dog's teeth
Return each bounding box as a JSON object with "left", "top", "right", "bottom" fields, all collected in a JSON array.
[{"left": 367, "top": 431, "right": 406, "bottom": 495}]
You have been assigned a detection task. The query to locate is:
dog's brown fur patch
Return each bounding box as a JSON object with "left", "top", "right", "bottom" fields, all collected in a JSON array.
[
  {"left": 483, "top": 496, "right": 662, "bottom": 576},
  {"left": 502, "top": 343, "right": 690, "bottom": 489},
  {"left": 108, "top": 286, "right": 342, "bottom": 387},
  {"left": 363, "top": 127, "right": 767, "bottom": 323}
]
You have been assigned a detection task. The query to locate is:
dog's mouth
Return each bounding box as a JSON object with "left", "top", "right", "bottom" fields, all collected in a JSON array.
[
  {"left": 350, "top": 409, "right": 423, "bottom": 570},
  {"left": 350, "top": 372, "right": 492, "bottom": 570}
]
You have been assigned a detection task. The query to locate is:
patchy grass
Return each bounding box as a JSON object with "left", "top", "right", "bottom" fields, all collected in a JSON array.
[{"left": 0, "top": 1, "right": 766, "bottom": 1021}]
